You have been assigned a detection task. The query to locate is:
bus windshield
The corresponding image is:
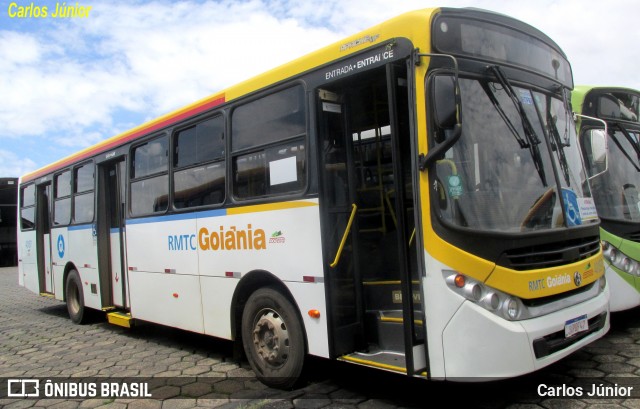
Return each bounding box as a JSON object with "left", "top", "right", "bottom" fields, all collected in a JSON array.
[
  {"left": 586, "top": 126, "right": 640, "bottom": 221},
  {"left": 434, "top": 77, "right": 595, "bottom": 232}
]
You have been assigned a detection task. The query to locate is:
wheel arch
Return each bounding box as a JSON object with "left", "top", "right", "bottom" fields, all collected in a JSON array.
[{"left": 230, "top": 269, "right": 308, "bottom": 351}]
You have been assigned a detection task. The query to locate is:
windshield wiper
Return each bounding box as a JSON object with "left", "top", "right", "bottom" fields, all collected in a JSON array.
[
  {"left": 547, "top": 110, "right": 571, "bottom": 185},
  {"left": 481, "top": 82, "right": 529, "bottom": 149},
  {"left": 487, "top": 65, "right": 547, "bottom": 186}
]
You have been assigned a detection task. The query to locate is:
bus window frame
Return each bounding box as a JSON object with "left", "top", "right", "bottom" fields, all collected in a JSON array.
[
  {"left": 171, "top": 112, "right": 227, "bottom": 211},
  {"left": 129, "top": 133, "right": 170, "bottom": 218},
  {"left": 53, "top": 169, "right": 72, "bottom": 227},
  {"left": 19, "top": 183, "right": 36, "bottom": 231},
  {"left": 71, "top": 160, "right": 96, "bottom": 225},
  {"left": 229, "top": 82, "right": 310, "bottom": 203}
]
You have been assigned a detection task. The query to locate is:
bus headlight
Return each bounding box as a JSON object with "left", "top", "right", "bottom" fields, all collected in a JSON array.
[
  {"left": 482, "top": 292, "right": 500, "bottom": 310},
  {"left": 505, "top": 298, "right": 519, "bottom": 320},
  {"left": 465, "top": 282, "right": 482, "bottom": 301},
  {"left": 443, "top": 270, "right": 528, "bottom": 321},
  {"left": 602, "top": 241, "right": 640, "bottom": 276}
]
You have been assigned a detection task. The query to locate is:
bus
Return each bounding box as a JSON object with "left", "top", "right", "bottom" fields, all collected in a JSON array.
[
  {"left": 18, "top": 7, "right": 609, "bottom": 388},
  {"left": 573, "top": 86, "right": 640, "bottom": 312},
  {"left": 1, "top": 177, "right": 18, "bottom": 267}
]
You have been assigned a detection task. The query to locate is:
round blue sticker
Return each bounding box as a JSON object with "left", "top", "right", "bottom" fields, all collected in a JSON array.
[
  {"left": 448, "top": 175, "right": 463, "bottom": 198},
  {"left": 57, "top": 234, "right": 65, "bottom": 258}
]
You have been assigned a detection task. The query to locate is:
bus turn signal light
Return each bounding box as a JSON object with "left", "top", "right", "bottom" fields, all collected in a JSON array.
[
  {"left": 454, "top": 274, "right": 465, "bottom": 288},
  {"left": 308, "top": 309, "right": 321, "bottom": 319}
]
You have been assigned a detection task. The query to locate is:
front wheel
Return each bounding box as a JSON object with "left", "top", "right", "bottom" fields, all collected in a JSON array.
[
  {"left": 65, "top": 269, "right": 89, "bottom": 324},
  {"left": 241, "top": 287, "right": 306, "bottom": 389}
]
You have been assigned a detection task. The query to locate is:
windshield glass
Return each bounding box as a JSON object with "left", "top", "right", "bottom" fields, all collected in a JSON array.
[
  {"left": 583, "top": 127, "right": 640, "bottom": 221},
  {"left": 433, "top": 77, "right": 596, "bottom": 233}
]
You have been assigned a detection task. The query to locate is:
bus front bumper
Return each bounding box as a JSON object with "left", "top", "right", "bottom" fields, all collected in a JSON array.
[{"left": 441, "top": 284, "right": 610, "bottom": 380}]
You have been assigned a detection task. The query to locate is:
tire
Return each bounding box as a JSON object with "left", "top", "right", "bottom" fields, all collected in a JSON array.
[
  {"left": 241, "top": 287, "right": 306, "bottom": 389},
  {"left": 65, "top": 269, "right": 89, "bottom": 324}
]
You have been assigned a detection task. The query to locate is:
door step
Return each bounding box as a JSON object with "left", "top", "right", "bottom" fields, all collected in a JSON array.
[
  {"left": 365, "top": 310, "right": 424, "bottom": 352},
  {"left": 107, "top": 311, "right": 133, "bottom": 328},
  {"left": 39, "top": 292, "right": 55, "bottom": 298},
  {"left": 339, "top": 349, "right": 406, "bottom": 374}
]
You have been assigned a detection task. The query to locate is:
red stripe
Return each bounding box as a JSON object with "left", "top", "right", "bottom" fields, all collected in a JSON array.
[{"left": 23, "top": 94, "right": 225, "bottom": 182}]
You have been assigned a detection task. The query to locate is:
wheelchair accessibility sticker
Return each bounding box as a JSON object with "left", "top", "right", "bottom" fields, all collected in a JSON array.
[{"left": 562, "top": 189, "right": 598, "bottom": 226}]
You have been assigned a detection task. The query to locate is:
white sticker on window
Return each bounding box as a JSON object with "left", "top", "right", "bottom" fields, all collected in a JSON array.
[
  {"left": 577, "top": 197, "right": 598, "bottom": 221},
  {"left": 270, "top": 156, "right": 297, "bottom": 186},
  {"left": 323, "top": 102, "right": 342, "bottom": 113}
]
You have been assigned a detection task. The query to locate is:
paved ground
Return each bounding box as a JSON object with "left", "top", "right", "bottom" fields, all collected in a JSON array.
[{"left": 2, "top": 266, "right": 640, "bottom": 408}]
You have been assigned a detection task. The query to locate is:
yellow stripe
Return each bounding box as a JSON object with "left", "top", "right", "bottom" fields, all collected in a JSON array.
[
  {"left": 363, "top": 280, "right": 401, "bottom": 286},
  {"left": 340, "top": 355, "right": 407, "bottom": 373},
  {"left": 227, "top": 200, "right": 318, "bottom": 215},
  {"left": 362, "top": 280, "right": 420, "bottom": 286},
  {"left": 379, "top": 317, "right": 424, "bottom": 326}
]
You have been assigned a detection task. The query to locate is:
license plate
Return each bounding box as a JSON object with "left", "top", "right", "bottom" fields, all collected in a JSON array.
[{"left": 565, "top": 315, "right": 588, "bottom": 338}]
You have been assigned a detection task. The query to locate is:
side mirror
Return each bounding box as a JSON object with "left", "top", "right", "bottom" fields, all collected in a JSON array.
[
  {"left": 433, "top": 76, "right": 457, "bottom": 129},
  {"left": 588, "top": 129, "right": 608, "bottom": 176},
  {"left": 420, "top": 75, "right": 462, "bottom": 171}
]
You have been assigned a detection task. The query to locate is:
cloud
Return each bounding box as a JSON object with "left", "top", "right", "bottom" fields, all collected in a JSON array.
[
  {"left": 0, "top": 150, "right": 37, "bottom": 178},
  {"left": 0, "top": 0, "right": 342, "bottom": 149}
]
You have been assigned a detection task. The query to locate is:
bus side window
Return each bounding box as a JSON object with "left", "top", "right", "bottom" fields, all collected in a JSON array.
[
  {"left": 54, "top": 171, "right": 71, "bottom": 226},
  {"left": 173, "top": 116, "right": 225, "bottom": 209},
  {"left": 231, "top": 85, "right": 307, "bottom": 200},
  {"left": 130, "top": 136, "right": 169, "bottom": 217}
]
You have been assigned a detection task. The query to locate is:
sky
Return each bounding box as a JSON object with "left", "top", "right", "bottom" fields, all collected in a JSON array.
[{"left": 1, "top": 0, "right": 639, "bottom": 178}]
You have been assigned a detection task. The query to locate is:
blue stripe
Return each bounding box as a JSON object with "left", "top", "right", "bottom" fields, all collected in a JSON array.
[
  {"left": 68, "top": 224, "right": 93, "bottom": 231},
  {"left": 125, "top": 208, "right": 227, "bottom": 226}
]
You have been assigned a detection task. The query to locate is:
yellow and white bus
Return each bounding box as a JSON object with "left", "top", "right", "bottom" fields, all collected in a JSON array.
[{"left": 18, "top": 7, "right": 609, "bottom": 388}]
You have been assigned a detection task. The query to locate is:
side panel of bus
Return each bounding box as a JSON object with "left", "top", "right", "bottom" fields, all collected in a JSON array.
[
  {"left": 67, "top": 225, "right": 101, "bottom": 309},
  {"left": 19, "top": 229, "right": 38, "bottom": 293},
  {"left": 126, "top": 215, "right": 205, "bottom": 334},
  {"left": 125, "top": 200, "right": 329, "bottom": 356}
]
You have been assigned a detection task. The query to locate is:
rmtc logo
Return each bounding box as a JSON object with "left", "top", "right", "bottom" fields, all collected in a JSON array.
[{"left": 167, "top": 224, "right": 270, "bottom": 251}]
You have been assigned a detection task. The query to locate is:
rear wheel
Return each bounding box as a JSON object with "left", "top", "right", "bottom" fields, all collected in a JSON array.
[
  {"left": 242, "top": 287, "right": 306, "bottom": 389},
  {"left": 65, "top": 269, "right": 89, "bottom": 324}
]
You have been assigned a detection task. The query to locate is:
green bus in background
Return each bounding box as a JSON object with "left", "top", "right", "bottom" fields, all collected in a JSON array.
[{"left": 573, "top": 86, "right": 640, "bottom": 311}]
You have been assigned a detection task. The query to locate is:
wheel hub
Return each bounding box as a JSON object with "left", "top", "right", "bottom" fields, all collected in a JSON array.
[{"left": 252, "top": 310, "right": 290, "bottom": 367}]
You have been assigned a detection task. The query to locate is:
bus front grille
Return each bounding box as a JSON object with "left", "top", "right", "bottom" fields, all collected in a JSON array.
[
  {"left": 499, "top": 236, "right": 600, "bottom": 271},
  {"left": 624, "top": 231, "right": 640, "bottom": 243}
]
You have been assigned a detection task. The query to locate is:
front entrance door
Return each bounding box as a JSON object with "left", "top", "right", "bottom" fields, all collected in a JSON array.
[{"left": 318, "top": 63, "right": 425, "bottom": 374}]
